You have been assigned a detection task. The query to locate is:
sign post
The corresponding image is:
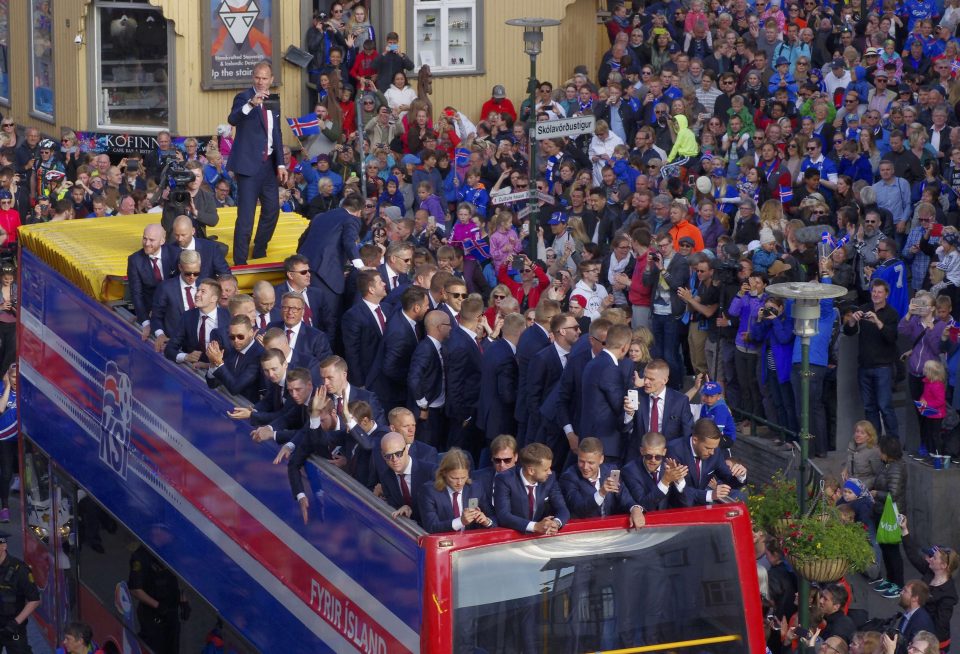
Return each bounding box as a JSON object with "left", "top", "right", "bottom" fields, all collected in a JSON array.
[{"left": 533, "top": 115, "right": 596, "bottom": 141}]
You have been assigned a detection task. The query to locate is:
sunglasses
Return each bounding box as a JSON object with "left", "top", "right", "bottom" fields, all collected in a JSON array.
[
  {"left": 1, "top": 123, "right": 12, "bottom": 127},
  {"left": 806, "top": 146, "right": 817, "bottom": 151},
  {"left": 448, "top": 292, "right": 467, "bottom": 299},
  {"left": 228, "top": 334, "right": 248, "bottom": 341},
  {"left": 642, "top": 454, "right": 664, "bottom": 461},
  {"left": 383, "top": 447, "right": 406, "bottom": 461},
  {"left": 492, "top": 457, "right": 514, "bottom": 464}
]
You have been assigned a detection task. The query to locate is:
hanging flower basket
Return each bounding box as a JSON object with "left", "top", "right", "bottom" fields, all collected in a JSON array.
[{"left": 786, "top": 555, "right": 850, "bottom": 583}]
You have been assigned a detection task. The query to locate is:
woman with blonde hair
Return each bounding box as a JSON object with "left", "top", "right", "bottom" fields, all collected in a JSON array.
[
  {"left": 784, "top": 136, "right": 808, "bottom": 180},
  {"left": 908, "top": 123, "right": 938, "bottom": 167},
  {"left": 483, "top": 283, "right": 512, "bottom": 332},
  {"left": 759, "top": 199, "right": 787, "bottom": 237},
  {"left": 565, "top": 215, "right": 591, "bottom": 248},
  {"left": 841, "top": 421, "right": 882, "bottom": 489}
]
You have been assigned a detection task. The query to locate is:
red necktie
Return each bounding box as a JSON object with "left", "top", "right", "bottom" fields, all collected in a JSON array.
[
  {"left": 185, "top": 286, "right": 195, "bottom": 309},
  {"left": 527, "top": 485, "right": 536, "bottom": 519},
  {"left": 286, "top": 328, "right": 293, "bottom": 343},
  {"left": 650, "top": 396, "right": 660, "bottom": 433},
  {"left": 399, "top": 474, "right": 412, "bottom": 505},
  {"left": 259, "top": 314, "right": 267, "bottom": 330},
  {"left": 653, "top": 469, "right": 660, "bottom": 485},
  {"left": 303, "top": 302, "right": 314, "bottom": 326},
  {"left": 336, "top": 395, "right": 343, "bottom": 418},
  {"left": 198, "top": 315, "right": 207, "bottom": 351},
  {"left": 374, "top": 305, "right": 386, "bottom": 332},
  {"left": 150, "top": 257, "right": 162, "bottom": 282},
  {"left": 452, "top": 491, "right": 460, "bottom": 518},
  {"left": 695, "top": 458, "right": 702, "bottom": 484}
]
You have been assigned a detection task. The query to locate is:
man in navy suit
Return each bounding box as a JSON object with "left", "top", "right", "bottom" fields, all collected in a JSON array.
[
  {"left": 339, "top": 399, "right": 391, "bottom": 488},
  {"left": 539, "top": 318, "right": 612, "bottom": 470},
  {"left": 559, "top": 437, "right": 646, "bottom": 526},
  {"left": 627, "top": 358, "right": 694, "bottom": 458},
  {"left": 127, "top": 223, "right": 179, "bottom": 340},
  {"left": 170, "top": 215, "right": 230, "bottom": 281},
  {"left": 526, "top": 312, "right": 579, "bottom": 460},
  {"left": 622, "top": 432, "right": 691, "bottom": 512},
  {"left": 252, "top": 281, "right": 278, "bottom": 332},
  {"left": 514, "top": 299, "right": 560, "bottom": 445},
  {"left": 268, "top": 292, "right": 333, "bottom": 369},
  {"left": 444, "top": 297, "right": 485, "bottom": 457},
  {"left": 207, "top": 315, "right": 264, "bottom": 402},
  {"left": 378, "top": 241, "right": 413, "bottom": 294},
  {"left": 297, "top": 194, "right": 364, "bottom": 333},
  {"left": 477, "top": 313, "right": 524, "bottom": 444},
  {"left": 164, "top": 278, "right": 229, "bottom": 365},
  {"left": 341, "top": 269, "right": 388, "bottom": 386},
  {"left": 382, "top": 263, "right": 437, "bottom": 316},
  {"left": 494, "top": 442, "right": 570, "bottom": 534},
  {"left": 227, "top": 61, "right": 288, "bottom": 265},
  {"left": 417, "top": 448, "right": 495, "bottom": 533},
  {"left": 472, "top": 434, "right": 518, "bottom": 502},
  {"left": 407, "top": 310, "right": 451, "bottom": 449},
  {"left": 666, "top": 418, "right": 747, "bottom": 506},
  {"left": 365, "top": 286, "right": 429, "bottom": 412},
  {"left": 278, "top": 392, "right": 338, "bottom": 524},
  {"left": 895, "top": 581, "right": 938, "bottom": 645},
  {"left": 251, "top": 367, "right": 315, "bottom": 446},
  {"left": 317, "top": 355, "right": 387, "bottom": 432},
  {"left": 274, "top": 254, "right": 335, "bottom": 341},
  {"left": 151, "top": 250, "right": 202, "bottom": 355},
  {"left": 376, "top": 431, "right": 437, "bottom": 523},
  {"left": 579, "top": 323, "right": 634, "bottom": 464},
  {"left": 437, "top": 276, "right": 468, "bottom": 324},
  {"left": 228, "top": 348, "right": 291, "bottom": 426}
]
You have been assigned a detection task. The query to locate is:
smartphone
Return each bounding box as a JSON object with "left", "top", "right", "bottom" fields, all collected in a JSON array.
[
  {"left": 609, "top": 469, "right": 621, "bottom": 483},
  {"left": 932, "top": 223, "right": 944, "bottom": 237},
  {"left": 468, "top": 497, "right": 479, "bottom": 510},
  {"left": 126, "top": 160, "right": 139, "bottom": 173},
  {"left": 627, "top": 390, "right": 639, "bottom": 411}
]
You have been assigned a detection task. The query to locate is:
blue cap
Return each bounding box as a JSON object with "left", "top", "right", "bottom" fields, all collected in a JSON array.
[
  {"left": 401, "top": 154, "right": 421, "bottom": 166},
  {"left": 0, "top": 190, "right": 11, "bottom": 201},
  {"left": 776, "top": 57, "right": 790, "bottom": 67},
  {"left": 293, "top": 163, "right": 303, "bottom": 174},
  {"left": 843, "top": 478, "right": 866, "bottom": 497},
  {"left": 547, "top": 211, "right": 568, "bottom": 225},
  {"left": 701, "top": 382, "right": 722, "bottom": 396}
]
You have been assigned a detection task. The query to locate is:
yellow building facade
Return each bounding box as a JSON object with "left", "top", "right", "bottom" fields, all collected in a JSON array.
[{"left": 2, "top": 0, "right": 598, "bottom": 148}]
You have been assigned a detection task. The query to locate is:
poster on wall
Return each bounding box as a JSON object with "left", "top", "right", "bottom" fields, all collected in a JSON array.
[
  {"left": 0, "top": 0, "right": 9, "bottom": 104},
  {"left": 201, "top": 0, "right": 280, "bottom": 90},
  {"left": 72, "top": 131, "right": 213, "bottom": 159},
  {"left": 31, "top": 0, "right": 53, "bottom": 118}
]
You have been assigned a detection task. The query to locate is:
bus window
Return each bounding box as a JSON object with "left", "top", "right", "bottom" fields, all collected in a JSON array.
[{"left": 451, "top": 524, "right": 751, "bottom": 654}]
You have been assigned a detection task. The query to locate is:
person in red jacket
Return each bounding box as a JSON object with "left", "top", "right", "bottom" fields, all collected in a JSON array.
[
  {"left": 627, "top": 228, "right": 652, "bottom": 328},
  {"left": 0, "top": 191, "right": 20, "bottom": 246},
  {"left": 479, "top": 85, "right": 517, "bottom": 123},
  {"left": 498, "top": 253, "right": 550, "bottom": 311}
]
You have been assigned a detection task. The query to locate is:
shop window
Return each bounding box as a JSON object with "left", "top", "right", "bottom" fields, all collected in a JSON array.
[
  {"left": 410, "top": 0, "right": 482, "bottom": 75},
  {"left": 30, "top": 0, "right": 53, "bottom": 120},
  {"left": 0, "top": 0, "right": 9, "bottom": 105},
  {"left": 95, "top": 2, "right": 171, "bottom": 130}
]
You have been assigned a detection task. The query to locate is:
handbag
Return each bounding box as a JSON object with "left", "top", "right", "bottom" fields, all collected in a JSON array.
[{"left": 876, "top": 494, "right": 902, "bottom": 545}]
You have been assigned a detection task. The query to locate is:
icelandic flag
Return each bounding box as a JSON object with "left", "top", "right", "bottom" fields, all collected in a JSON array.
[
  {"left": 463, "top": 236, "right": 491, "bottom": 263},
  {"left": 286, "top": 114, "right": 320, "bottom": 138}
]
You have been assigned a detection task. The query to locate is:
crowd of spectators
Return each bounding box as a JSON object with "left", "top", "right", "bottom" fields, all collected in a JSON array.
[{"left": 5, "top": 0, "right": 960, "bottom": 650}]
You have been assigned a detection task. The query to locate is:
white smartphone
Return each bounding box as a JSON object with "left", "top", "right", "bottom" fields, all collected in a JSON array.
[
  {"left": 609, "top": 469, "right": 621, "bottom": 483},
  {"left": 627, "top": 390, "right": 639, "bottom": 411},
  {"left": 468, "top": 497, "right": 479, "bottom": 510}
]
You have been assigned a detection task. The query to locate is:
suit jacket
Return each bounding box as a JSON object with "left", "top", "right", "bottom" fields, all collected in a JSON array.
[
  {"left": 667, "top": 437, "right": 746, "bottom": 505},
  {"left": 514, "top": 324, "right": 552, "bottom": 427},
  {"left": 188, "top": 237, "right": 231, "bottom": 281},
  {"left": 525, "top": 344, "right": 566, "bottom": 439},
  {"left": 443, "top": 326, "right": 483, "bottom": 421},
  {"left": 380, "top": 281, "right": 413, "bottom": 316},
  {"left": 377, "top": 263, "right": 411, "bottom": 293},
  {"left": 407, "top": 337, "right": 444, "bottom": 411},
  {"left": 163, "top": 307, "right": 229, "bottom": 362},
  {"left": 269, "top": 401, "right": 311, "bottom": 446},
  {"left": 127, "top": 244, "right": 180, "bottom": 324},
  {"left": 211, "top": 340, "right": 265, "bottom": 402},
  {"left": 267, "top": 321, "right": 333, "bottom": 369},
  {"left": 274, "top": 282, "right": 335, "bottom": 341},
  {"left": 252, "top": 381, "right": 294, "bottom": 426},
  {"left": 579, "top": 352, "right": 630, "bottom": 460},
  {"left": 559, "top": 463, "right": 637, "bottom": 519},
  {"left": 297, "top": 208, "right": 361, "bottom": 294},
  {"left": 287, "top": 427, "right": 338, "bottom": 499},
  {"left": 417, "top": 482, "right": 496, "bottom": 533},
  {"left": 340, "top": 300, "right": 385, "bottom": 386},
  {"left": 377, "top": 457, "right": 437, "bottom": 523},
  {"left": 226, "top": 87, "right": 285, "bottom": 177},
  {"left": 337, "top": 384, "right": 387, "bottom": 429},
  {"left": 541, "top": 348, "right": 592, "bottom": 435},
  {"left": 642, "top": 252, "right": 689, "bottom": 315},
  {"left": 472, "top": 467, "right": 497, "bottom": 503},
  {"left": 151, "top": 276, "right": 198, "bottom": 338},
  {"left": 622, "top": 459, "right": 691, "bottom": 511},
  {"left": 494, "top": 466, "right": 570, "bottom": 533},
  {"left": 901, "top": 607, "right": 937, "bottom": 644},
  {"left": 476, "top": 339, "right": 519, "bottom": 442},
  {"left": 365, "top": 311, "right": 420, "bottom": 410},
  {"left": 630, "top": 388, "right": 695, "bottom": 455},
  {"left": 342, "top": 423, "right": 391, "bottom": 488}
]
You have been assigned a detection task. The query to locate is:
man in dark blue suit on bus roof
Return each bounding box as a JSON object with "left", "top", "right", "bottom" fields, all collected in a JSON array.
[
  {"left": 477, "top": 313, "right": 524, "bottom": 444},
  {"left": 377, "top": 431, "right": 436, "bottom": 523},
  {"left": 525, "top": 312, "right": 579, "bottom": 461},
  {"left": 164, "top": 278, "right": 229, "bottom": 365},
  {"left": 297, "top": 194, "right": 365, "bottom": 335},
  {"left": 579, "top": 323, "right": 634, "bottom": 465},
  {"left": 169, "top": 215, "right": 230, "bottom": 281},
  {"left": 151, "top": 250, "right": 202, "bottom": 354},
  {"left": 127, "top": 223, "right": 179, "bottom": 340},
  {"left": 274, "top": 254, "right": 335, "bottom": 341},
  {"left": 417, "top": 449, "right": 495, "bottom": 534},
  {"left": 559, "top": 437, "right": 645, "bottom": 527},
  {"left": 227, "top": 60, "right": 287, "bottom": 265},
  {"left": 340, "top": 269, "right": 387, "bottom": 387},
  {"left": 514, "top": 300, "right": 560, "bottom": 445},
  {"left": 267, "top": 292, "right": 332, "bottom": 369},
  {"left": 667, "top": 418, "right": 747, "bottom": 506},
  {"left": 366, "top": 286, "right": 429, "bottom": 413},
  {"left": 628, "top": 358, "right": 694, "bottom": 457},
  {"left": 622, "top": 432, "right": 691, "bottom": 512},
  {"left": 407, "top": 310, "right": 451, "bottom": 449},
  {"left": 494, "top": 443, "right": 570, "bottom": 535},
  {"left": 207, "top": 315, "right": 264, "bottom": 402}
]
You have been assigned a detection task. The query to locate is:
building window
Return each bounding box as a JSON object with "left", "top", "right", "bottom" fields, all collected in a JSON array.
[
  {"left": 0, "top": 0, "right": 9, "bottom": 106},
  {"left": 30, "top": 0, "right": 54, "bottom": 120},
  {"left": 410, "top": 0, "right": 482, "bottom": 75},
  {"left": 95, "top": 2, "right": 171, "bottom": 130}
]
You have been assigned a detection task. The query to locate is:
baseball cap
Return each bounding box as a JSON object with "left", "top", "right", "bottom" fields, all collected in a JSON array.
[
  {"left": 401, "top": 154, "right": 421, "bottom": 166},
  {"left": 831, "top": 58, "right": 845, "bottom": 69},
  {"left": 569, "top": 294, "right": 587, "bottom": 308},
  {"left": 776, "top": 57, "right": 790, "bottom": 67},
  {"left": 678, "top": 236, "right": 695, "bottom": 247},
  {"left": 381, "top": 205, "right": 402, "bottom": 222},
  {"left": 547, "top": 211, "right": 568, "bottom": 225},
  {"left": 492, "top": 85, "right": 506, "bottom": 99},
  {"left": 0, "top": 191, "right": 11, "bottom": 201},
  {"left": 865, "top": 47, "right": 879, "bottom": 56},
  {"left": 701, "top": 382, "right": 722, "bottom": 396},
  {"left": 873, "top": 69, "right": 888, "bottom": 78}
]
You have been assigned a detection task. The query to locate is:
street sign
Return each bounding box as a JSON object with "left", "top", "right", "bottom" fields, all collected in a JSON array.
[
  {"left": 534, "top": 115, "right": 596, "bottom": 140},
  {"left": 536, "top": 191, "right": 555, "bottom": 205},
  {"left": 518, "top": 206, "right": 533, "bottom": 219},
  {"left": 491, "top": 190, "right": 534, "bottom": 205}
]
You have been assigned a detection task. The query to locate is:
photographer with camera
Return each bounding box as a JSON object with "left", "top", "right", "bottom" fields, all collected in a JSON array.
[
  {"left": 748, "top": 295, "right": 798, "bottom": 440},
  {"left": 160, "top": 161, "right": 218, "bottom": 239}
]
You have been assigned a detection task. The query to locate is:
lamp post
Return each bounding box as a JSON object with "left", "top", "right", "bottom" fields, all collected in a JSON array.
[
  {"left": 764, "top": 280, "right": 846, "bottom": 639},
  {"left": 506, "top": 17, "right": 560, "bottom": 259}
]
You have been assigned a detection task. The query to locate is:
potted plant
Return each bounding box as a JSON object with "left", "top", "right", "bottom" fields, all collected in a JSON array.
[
  {"left": 745, "top": 471, "right": 800, "bottom": 535},
  {"left": 779, "top": 507, "right": 875, "bottom": 583}
]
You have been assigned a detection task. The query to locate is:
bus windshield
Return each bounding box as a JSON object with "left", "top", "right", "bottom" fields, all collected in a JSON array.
[{"left": 452, "top": 524, "right": 750, "bottom": 653}]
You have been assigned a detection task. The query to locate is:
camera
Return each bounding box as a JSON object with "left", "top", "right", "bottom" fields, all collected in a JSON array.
[
  {"left": 153, "top": 158, "right": 195, "bottom": 211},
  {"left": 760, "top": 307, "right": 778, "bottom": 318},
  {"left": 794, "top": 627, "right": 811, "bottom": 640}
]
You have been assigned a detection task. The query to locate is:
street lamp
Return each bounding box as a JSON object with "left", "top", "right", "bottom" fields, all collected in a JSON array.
[
  {"left": 506, "top": 17, "right": 560, "bottom": 259},
  {"left": 765, "top": 280, "right": 846, "bottom": 637}
]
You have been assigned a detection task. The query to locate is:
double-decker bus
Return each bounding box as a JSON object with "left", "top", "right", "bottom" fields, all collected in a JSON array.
[{"left": 15, "top": 216, "right": 764, "bottom": 653}]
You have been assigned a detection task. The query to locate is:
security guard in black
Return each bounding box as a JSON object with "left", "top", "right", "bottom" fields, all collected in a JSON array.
[
  {"left": 128, "top": 545, "right": 187, "bottom": 654},
  {"left": 0, "top": 532, "right": 41, "bottom": 654}
]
